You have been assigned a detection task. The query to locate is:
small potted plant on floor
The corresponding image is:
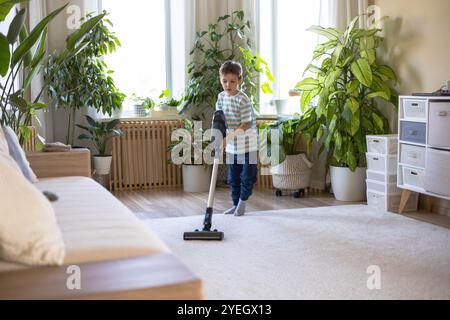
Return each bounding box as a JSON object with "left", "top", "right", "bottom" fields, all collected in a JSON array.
[
  {"left": 259, "top": 117, "right": 313, "bottom": 198},
  {"left": 76, "top": 115, "right": 122, "bottom": 175},
  {"left": 168, "top": 119, "right": 212, "bottom": 192}
]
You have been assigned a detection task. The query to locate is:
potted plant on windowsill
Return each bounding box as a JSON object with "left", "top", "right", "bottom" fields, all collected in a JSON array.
[
  {"left": 294, "top": 16, "right": 398, "bottom": 201},
  {"left": 130, "top": 93, "right": 155, "bottom": 117},
  {"left": 76, "top": 115, "right": 122, "bottom": 175},
  {"left": 168, "top": 119, "right": 212, "bottom": 192}
]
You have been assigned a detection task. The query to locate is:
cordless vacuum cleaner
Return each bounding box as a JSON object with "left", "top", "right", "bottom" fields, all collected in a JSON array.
[{"left": 183, "top": 110, "right": 226, "bottom": 241}]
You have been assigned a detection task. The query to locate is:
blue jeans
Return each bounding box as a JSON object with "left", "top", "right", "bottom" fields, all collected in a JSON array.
[{"left": 226, "top": 152, "right": 258, "bottom": 206}]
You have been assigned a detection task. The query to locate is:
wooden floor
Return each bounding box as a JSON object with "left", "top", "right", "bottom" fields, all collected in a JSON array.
[
  {"left": 113, "top": 186, "right": 450, "bottom": 229},
  {"left": 113, "top": 186, "right": 350, "bottom": 219}
]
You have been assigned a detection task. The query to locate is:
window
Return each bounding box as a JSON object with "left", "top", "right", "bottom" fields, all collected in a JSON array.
[
  {"left": 101, "top": 0, "right": 168, "bottom": 114},
  {"left": 257, "top": 0, "right": 321, "bottom": 115}
]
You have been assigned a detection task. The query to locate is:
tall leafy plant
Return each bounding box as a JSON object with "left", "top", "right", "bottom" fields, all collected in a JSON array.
[
  {"left": 0, "top": 1, "right": 106, "bottom": 143},
  {"left": 45, "top": 11, "right": 125, "bottom": 146},
  {"left": 295, "top": 16, "right": 398, "bottom": 171},
  {"left": 182, "top": 10, "right": 273, "bottom": 118}
]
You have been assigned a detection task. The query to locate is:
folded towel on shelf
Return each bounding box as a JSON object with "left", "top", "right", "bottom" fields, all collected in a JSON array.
[{"left": 43, "top": 142, "right": 71, "bottom": 152}]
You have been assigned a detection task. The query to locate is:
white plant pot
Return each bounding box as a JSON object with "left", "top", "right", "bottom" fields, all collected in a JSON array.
[
  {"left": 182, "top": 164, "right": 212, "bottom": 192},
  {"left": 330, "top": 166, "right": 366, "bottom": 201},
  {"left": 94, "top": 156, "right": 112, "bottom": 175}
]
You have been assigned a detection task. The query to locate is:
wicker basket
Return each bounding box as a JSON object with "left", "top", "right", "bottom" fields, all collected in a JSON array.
[{"left": 270, "top": 154, "right": 313, "bottom": 190}]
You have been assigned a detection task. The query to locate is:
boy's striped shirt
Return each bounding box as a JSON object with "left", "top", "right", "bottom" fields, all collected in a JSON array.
[{"left": 216, "top": 91, "right": 258, "bottom": 154}]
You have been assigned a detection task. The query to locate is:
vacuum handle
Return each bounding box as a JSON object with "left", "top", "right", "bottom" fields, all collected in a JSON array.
[{"left": 207, "top": 158, "right": 220, "bottom": 208}]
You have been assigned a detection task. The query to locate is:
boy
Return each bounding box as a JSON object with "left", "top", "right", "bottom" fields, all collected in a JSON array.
[{"left": 216, "top": 61, "right": 258, "bottom": 216}]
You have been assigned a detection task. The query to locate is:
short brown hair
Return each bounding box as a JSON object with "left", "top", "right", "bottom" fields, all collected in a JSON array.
[{"left": 219, "top": 61, "right": 243, "bottom": 79}]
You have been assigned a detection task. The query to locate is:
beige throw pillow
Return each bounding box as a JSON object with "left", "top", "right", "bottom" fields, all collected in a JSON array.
[{"left": 0, "top": 154, "right": 65, "bottom": 266}]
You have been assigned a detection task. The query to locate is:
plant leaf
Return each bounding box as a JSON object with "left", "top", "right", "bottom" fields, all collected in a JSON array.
[
  {"left": 295, "top": 77, "right": 320, "bottom": 91},
  {"left": 350, "top": 58, "right": 372, "bottom": 87},
  {"left": 6, "top": 7, "right": 25, "bottom": 44},
  {"left": 0, "top": 33, "right": 10, "bottom": 76},
  {"left": 0, "top": 0, "right": 28, "bottom": 22},
  {"left": 12, "top": 4, "right": 66, "bottom": 66},
  {"left": 307, "top": 25, "right": 342, "bottom": 41},
  {"left": 377, "top": 65, "right": 397, "bottom": 81},
  {"left": 367, "top": 91, "right": 390, "bottom": 100},
  {"left": 67, "top": 12, "right": 106, "bottom": 49}
]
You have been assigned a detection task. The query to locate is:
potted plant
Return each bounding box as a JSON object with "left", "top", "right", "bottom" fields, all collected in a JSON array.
[
  {"left": 259, "top": 117, "right": 313, "bottom": 198},
  {"left": 156, "top": 88, "right": 181, "bottom": 113},
  {"left": 181, "top": 10, "right": 274, "bottom": 121},
  {"left": 168, "top": 119, "right": 212, "bottom": 192},
  {"left": 295, "top": 16, "right": 398, "bottom": 201},
  {"left": 76, "top": 115, "right": 121, "bottom": 175},
  {"left": 0, "top": 3, "right": 102, "bottom": 145},
  {"left": 130, "top": 93, "right": 155, "bottom": 116},
  {"left": 45, "top": 11, "right": 126, "bottom": 146}
]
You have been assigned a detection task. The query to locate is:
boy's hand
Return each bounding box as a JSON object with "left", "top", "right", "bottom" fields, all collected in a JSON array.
[{"left": 221, "top": 138, "right": 227, "bottom": 152}]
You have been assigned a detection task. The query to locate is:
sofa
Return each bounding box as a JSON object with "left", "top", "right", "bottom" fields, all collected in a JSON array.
[{"left": 0, "top": 146, "right": 203, "bottom": 299}]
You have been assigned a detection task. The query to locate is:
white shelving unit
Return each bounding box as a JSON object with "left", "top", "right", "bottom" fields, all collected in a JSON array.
[{"left": 397, "top": 96, "right": 450, "bottom": 212}]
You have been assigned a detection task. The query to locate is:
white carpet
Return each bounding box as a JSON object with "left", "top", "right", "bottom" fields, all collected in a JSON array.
[{"left": 145, "top": 205, "right": 450, "bottom": 300}]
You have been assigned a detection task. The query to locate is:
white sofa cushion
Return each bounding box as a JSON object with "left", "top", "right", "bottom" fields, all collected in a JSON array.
[
  {"left": 33, "top": 176, "right": 169, "bottom": 265},
  {"left": 0, "top": 154, "right": 66, "bottom": 266},
  {"left": 1, "top": 126, "right": 38, "bottom": 182}
]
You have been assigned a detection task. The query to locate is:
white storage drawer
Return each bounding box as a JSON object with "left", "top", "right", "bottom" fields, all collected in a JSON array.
[
  {"left": 403, "top": 99, "right": 426, "bottom": 120},
  {"left": 366, "top": 170, "right": 397, "bottom": 184},
  {"left": 366, "top": 153, "right": 397, "bottom": 174},
  {"left": 366, "top": 179, "right": 400, "bottom": 194},
  {"left": 366, "top": 134, "right": 398, "bottom": 155},
  {"left": 399, "top": 144, "right": 426, "bottom": 168},
  {"left": 402, "top": 166, "right": 426, "bottom": 190},
  {"left": 428, "top": 101, "right": 450, "bottom": 148},
  {"left": 425, "top": 148, "right": 450, "bottom": 197},
  {"left": 367, "top": 190, "right": 418, "bottom": 212}
]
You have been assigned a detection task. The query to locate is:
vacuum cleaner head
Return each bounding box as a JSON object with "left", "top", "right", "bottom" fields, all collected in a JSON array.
[{"left": 183, "top": 230, "right": 224, "bottom": 241}]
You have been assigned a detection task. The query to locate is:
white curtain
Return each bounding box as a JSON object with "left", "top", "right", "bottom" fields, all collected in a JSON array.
[
  {"left": 320, "top": 0, "right": 369, "bottom": 30},
  {"left": 28, "top": 0, "right": 100, "bottom": 143}
]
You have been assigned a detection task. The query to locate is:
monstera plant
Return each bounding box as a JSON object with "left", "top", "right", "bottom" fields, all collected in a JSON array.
[
  {"left": 295, "top": 16, "right": 398, "bottom": 201},
  {"left": 0, "top": 1, "right": 106, "bottom": 144}
]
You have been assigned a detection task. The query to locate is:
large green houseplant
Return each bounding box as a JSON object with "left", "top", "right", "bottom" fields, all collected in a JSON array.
[
  {"left": 0, "top": 2, "right": 103, "bottom": 144},
  {"left": 295, "top": 16, "right": 398, "bottom": 201},
  {"left": 182, "top": 10, "right": 273, "bottom": 120},
  {"left": 45, "top": 11, "right": 125, "bottom": 146}
]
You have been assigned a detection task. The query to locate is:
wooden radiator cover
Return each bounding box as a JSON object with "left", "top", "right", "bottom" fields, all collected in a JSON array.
[{"left": 110, "top": 118, "right": 286, "bottom": 191}]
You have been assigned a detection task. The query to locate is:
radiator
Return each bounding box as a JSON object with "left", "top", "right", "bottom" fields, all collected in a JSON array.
[
  {"left": 111, "top": 119, "right": 184, "bottom": 191},
  {"left": 22, "top": 126, "right": 37, "bottom": 152}
]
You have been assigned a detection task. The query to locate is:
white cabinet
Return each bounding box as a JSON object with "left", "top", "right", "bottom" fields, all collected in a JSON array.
[{"left": 398, "top": 96, "right": 450, "bottom": 202}]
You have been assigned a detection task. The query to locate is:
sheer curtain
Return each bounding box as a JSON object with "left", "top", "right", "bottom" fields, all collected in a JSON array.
[
  {"left": 28, "top": 0, "right": 100, "bottom": 143},
  {"left": 319, "top": 0, "right": 369, "bottom": 29},
  {"left": 170, "top": 0, "right": 256, "bottom": 97}
]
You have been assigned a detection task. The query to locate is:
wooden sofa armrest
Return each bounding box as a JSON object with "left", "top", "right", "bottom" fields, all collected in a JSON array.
[
  {"left": 0, "top": 253, "right": 203, "bottom": 300},
  {"left": 26, "top": 148, "right": 91, "bottom": 178}
]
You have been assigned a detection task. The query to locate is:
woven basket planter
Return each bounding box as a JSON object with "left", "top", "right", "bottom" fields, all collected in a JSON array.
[{"left": 270, "top": 154, "right": 313, "bottom": 190}]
